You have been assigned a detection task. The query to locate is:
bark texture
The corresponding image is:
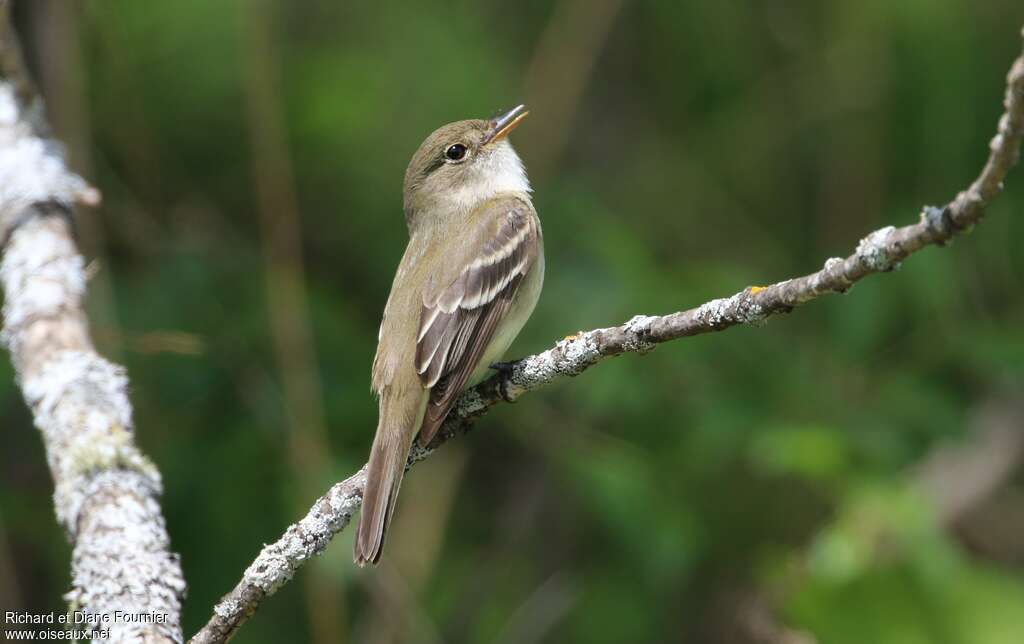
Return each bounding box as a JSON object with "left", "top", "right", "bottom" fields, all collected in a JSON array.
[{"left": 1, "top": 9, "right": 185, "bottom": 643}]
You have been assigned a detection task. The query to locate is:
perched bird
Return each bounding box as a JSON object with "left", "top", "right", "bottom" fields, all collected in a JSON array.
[{"left": 355, "top": 105, "right": 544, "bottom": 565}]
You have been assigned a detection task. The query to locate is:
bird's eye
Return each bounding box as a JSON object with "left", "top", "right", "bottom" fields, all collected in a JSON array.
[{"left": 445, "top": 143, "right": 468, "bottom": 162}]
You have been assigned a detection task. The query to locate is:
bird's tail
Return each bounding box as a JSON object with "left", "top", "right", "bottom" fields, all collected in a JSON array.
[{"left": 354, "top": 395, "right": 422, "bottom": 566}]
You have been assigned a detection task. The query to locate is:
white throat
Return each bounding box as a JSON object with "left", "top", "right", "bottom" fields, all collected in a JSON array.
[{"left": 447, "top": 141, "right": 531, "bottom": 210}]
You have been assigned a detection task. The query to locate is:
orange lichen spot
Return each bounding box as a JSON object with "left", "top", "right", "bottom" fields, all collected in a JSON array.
[{"left": 749, "top": 285, "right": 767, "bottom": 295}]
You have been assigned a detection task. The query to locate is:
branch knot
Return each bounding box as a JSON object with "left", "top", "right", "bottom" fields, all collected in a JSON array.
[
  {"left": 855, "top": 226, "right": 900, "bottom": 272},
  {"left": 622, "top": 315, "right": 658, "bottom": 353}
]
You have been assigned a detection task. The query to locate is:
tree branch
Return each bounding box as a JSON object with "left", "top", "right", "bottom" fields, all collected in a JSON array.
[
  {"left": 192, "top": 26, "right": 1024, "bottom": 644},
  {"left": 0, "top": 7, "right": 185, "bottom": 642}
]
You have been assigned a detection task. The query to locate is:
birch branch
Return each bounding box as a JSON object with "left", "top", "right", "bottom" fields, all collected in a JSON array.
[
  {"left": 0, "top": 8, "right": 185, "bottom": 643},
  {"left": 192, "top": 26, "right": 1024, "bottom": 644}
]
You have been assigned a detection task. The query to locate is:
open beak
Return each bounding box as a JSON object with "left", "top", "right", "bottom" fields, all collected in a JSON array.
[{"left": 482, "top": 104, "right": 529, "bottom": 145}]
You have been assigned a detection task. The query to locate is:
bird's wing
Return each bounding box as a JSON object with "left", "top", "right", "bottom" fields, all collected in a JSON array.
[{"left": 414, "top": 196, "right": 540, "bottom": 445}]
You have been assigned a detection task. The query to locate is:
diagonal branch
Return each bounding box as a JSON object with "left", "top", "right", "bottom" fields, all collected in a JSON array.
[
  {"left": 191, "top": 27, "right": 1024, "bottom": 644},
  {"left": 0, "top": 7, "right": 185, "bottom": 643}
]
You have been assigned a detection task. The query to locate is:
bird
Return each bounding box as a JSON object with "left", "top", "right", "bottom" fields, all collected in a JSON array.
[{"left": 354, "top": 105, "right": 544, "bottom": 566}]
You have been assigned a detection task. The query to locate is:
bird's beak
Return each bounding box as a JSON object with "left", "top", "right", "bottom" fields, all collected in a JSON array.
[{"left": 483, "top": 104, "right": 529, "bottom": 145}]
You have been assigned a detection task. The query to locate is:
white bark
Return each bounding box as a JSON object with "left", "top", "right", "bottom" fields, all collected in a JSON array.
[{"left": 1, "top": 11, "right": 185, "bottom": 643}]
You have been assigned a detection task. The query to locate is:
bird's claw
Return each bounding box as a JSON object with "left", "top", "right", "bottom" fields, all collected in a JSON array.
[{"left": 489, "top": 361, "right": 517, "bottom": 402}]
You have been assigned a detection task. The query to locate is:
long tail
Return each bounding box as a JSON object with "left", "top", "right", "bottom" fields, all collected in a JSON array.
[{"left": 354, "top": 395, "right": 422, "bottom": 566}]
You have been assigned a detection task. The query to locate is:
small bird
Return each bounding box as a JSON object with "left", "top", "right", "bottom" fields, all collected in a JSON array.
[{"left": 355, "top": 105, "right": 544, "bottom": 565}]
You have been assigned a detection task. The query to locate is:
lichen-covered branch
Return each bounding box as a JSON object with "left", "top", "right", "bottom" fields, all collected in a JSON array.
[
  {"left": 0, "top": 8, "right": 185, "bottom": 643},
  {"left": 192, "top": 26, "right": 1024, "bottom": 644}
]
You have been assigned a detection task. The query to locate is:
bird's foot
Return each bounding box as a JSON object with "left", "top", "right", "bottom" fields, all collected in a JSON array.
[{"left": 489, "top": 361, "right": 518, "bottom": 403}]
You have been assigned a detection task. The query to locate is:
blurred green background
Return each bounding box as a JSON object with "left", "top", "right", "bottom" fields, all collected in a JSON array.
[{"left": 2, "top": 1, "right": 1024, "bottom": 642}]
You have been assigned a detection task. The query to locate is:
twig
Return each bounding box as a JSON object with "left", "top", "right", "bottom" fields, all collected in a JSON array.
[
  {"left": 191, "top": 26, "right": 1024, "bottom": 644},
  {"left": 242, "top": 2, "right": 347, "bottom": 642},
  {"left": 0, "top": 7, "right": 185, "bottom": 643},
  {"left": 916, "top": 396, "right": 1024, "bottom": 527}
]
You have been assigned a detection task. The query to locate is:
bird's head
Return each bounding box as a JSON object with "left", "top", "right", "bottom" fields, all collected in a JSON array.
[{"left": 403, "top": 105, "right": 531, "bottom": 228}]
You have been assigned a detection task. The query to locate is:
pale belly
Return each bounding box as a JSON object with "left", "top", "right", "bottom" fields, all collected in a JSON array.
[{"left": 467, "top": 248, "right": 545, "bottom": 387}]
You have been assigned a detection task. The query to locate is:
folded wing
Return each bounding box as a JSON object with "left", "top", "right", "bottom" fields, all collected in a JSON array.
[{"left": 414, "top": 197, "right": 539, "bottom": 445}]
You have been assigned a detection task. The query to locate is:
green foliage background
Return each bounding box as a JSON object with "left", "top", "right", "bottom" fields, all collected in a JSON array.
[{"left": 2, "top": 1, "right": 1023, "bottom": 642}]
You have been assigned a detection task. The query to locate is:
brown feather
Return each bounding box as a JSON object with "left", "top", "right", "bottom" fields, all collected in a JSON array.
[
  {"left": 359, "top": 190, "right": 540, "bottom": 565},
  {"left": 418, "top": 276, "right": 522, "bottom": 445},
  {"left": 354, "top": 387, "right": 425, "bottom": 566},
  {"left": 413, "top": 201, "right": 539, "bottom": 446}
]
